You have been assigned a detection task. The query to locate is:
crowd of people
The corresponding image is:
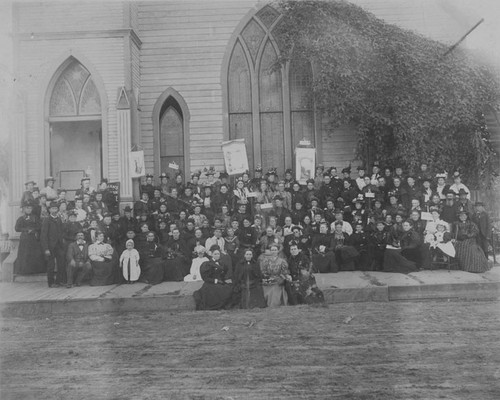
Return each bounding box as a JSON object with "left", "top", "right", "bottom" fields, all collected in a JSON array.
[{"left": 13, "top": 161, "right": 493, "bottom": 310}]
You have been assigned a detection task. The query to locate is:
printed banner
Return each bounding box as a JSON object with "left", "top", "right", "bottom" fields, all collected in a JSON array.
[
  {"left": 107, "top": 181, "right": 121, "bottom": 204},
  {"left": 295, "top": 147, "right": 316, "bottom": 185},
  {"left": 222, "top": 139, "right": 249, "bottom": 176},
  {"left": 130, "top": 151, "right": 145, "bottom": 178}
]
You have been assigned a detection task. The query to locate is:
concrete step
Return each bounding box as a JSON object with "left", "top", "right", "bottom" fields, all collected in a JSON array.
[
  {"left": 1, "top": 267, "right": 499, "bottom": 317},
  {"left": 14, "top": 274, "right": 47, "bottom": 283}
]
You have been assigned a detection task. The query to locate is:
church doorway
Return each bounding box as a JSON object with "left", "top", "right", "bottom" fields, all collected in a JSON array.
[{"left": 47, "top": 58, "right": 102, "bottom": 198}]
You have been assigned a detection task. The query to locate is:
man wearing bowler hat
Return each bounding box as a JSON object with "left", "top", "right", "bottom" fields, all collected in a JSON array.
[{"left": 41, "top": 201, "right": 66, "bottom": 287}]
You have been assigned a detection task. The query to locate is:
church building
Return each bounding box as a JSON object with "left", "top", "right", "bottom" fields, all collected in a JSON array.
[{"left": 5, "top": 0, "right": 469, "bottom": 234}]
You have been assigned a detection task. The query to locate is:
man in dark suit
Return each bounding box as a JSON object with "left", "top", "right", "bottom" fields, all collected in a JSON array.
[
  {"left": 66, "top": 231, "right": 92, "bottom": 288},
  {"left": 41, "top": 201, "right": 65, "bottom": 287}
]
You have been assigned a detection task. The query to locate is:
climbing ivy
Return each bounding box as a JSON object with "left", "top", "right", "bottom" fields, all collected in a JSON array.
[{"left": 275, "top": 0, "right": 500, "bottom": 188}]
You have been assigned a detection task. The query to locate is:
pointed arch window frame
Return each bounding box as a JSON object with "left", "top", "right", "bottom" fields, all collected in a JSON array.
[
  {"left": 152, "top": 87, "right": 191, "bottom": 181},
  {"left": 48, "top": 59, "right": 102, "bottom": 121},
  {"left": 42, "top": 54, "right": 108, "bottom": 180},
  {"left": 222, "top": 5, "right": 319, "bottom": 173}
]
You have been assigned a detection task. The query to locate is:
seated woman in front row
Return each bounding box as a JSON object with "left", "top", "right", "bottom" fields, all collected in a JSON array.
[
  {"left": 184, "top": 245, "right": 209, "bottom": 282},
  {"left": 383, "top": 220, "right": 420, "bottom": 274},
  {"left": 288, "top": 243, "right": 324, "bottom": 305},
  {"left": 193, "top": 248, "right": 235, "bottom": 310},
  {"left": 88, "top": 231, "right": 119, "bottom": 286},
  {"left": 233, "top": 249, "right": 267, "bottom": 309},
  {"left": 258, "top": 243, "right": 292, "bottom": 307},
  {"left": 137, "top": 231, "right": 164, "bottom": 285}
]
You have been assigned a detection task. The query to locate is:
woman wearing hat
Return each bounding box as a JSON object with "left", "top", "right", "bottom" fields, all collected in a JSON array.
[
  {"left": 368, "top": 220, "right": 389, "bottom": 271},
  {"left": 449, "top": 172, "right": 470, "bottom": 200},
  {"left": 452, "top": 211, "right": 490, "bottom": 273},
  {"left": 434, "top": 173, "right": 450, "bottom": 200},
  {"left": 21, "top": 180, "right": 36, "bottom": 206},
  {"left": 14, "top": 199, "right": 46, "bottom": 275},
  {"left": 41, "top": 176, "right": 58, "bottom": 201}
]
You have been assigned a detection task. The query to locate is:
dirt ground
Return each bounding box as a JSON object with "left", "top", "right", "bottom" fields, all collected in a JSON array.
[{"left": 1, "top": 300, "right": 499, "bottom": 400}]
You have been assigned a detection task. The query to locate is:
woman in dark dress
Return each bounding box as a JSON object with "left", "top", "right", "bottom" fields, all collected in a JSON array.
[
  {"left": 453, "top": 211, "right": 490, "bottom": 273},
  {"left": 137, "top": 231, "right": 165, "bottom": 285},
  {"left": 311, "top": 222, "right": 337, "bottom": 273},
  {"left": 14, "top": 200, "right": 46, "bottom": 274},
  {"left": 369, "top": 220, "right": 389, "bottom": 271},
  {"left": 348, "top": 221, "right": 371, "bottom": 270},
  {"left": 288, "top": 243, "right": 324, "bottom": 305},
  {"left": 194, "top": 248, "right": 234, "bottom": 310},
  {"left": 331, "top": 222, "right": 358, "bottom": 271},
  {"left": 164, "top": 228, "right": 190, "bottom": 281},
  {"left": 383, "top": 220, "right": 420, "bottom": 274},
  {"left": 233, "top": 249, "right": 267, "bottom": 309}
]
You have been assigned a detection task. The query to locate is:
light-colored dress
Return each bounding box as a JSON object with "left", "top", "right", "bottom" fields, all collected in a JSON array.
[
  {"left": 120, "top": 248, "right": 141, "bottom": 282},
  {"left": 258, "top": 253, "right": 291, "bottom": 307},
  {"left": 184, "top": 256, "right": 209, "bottom": 282}
]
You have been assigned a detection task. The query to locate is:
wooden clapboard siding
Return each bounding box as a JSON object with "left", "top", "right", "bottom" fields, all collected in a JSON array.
[
  {"left": 131, "top": 40, "right": 141, "bottom": 94},
  {"left": 16, "top": 2, "right": 125, "bottom": 33},
  {"left": 12, "top": 0, "right": 471, "bottom": 192},
  {"left": 320, "top": 122, "right": 360, "bottom": 169},
  {"left": 138, "top": 0, "right": 255, "bottom": 175},
  {"left": 15, "top": 34, "right": 127, "bottom": 183}
]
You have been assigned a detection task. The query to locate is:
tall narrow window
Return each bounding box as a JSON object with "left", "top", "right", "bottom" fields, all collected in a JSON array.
[
  {"left": 290, "top": 59, "right": 314, "bottom": 148},
  {"left": 159, "top": 97, "right": 184, "bottom": 174},
  {"left": 228, "top": 40, "right": 253, "bottom": 172},
  {"left": 259, "top": 40, "right": 284, "bottom": 173}
]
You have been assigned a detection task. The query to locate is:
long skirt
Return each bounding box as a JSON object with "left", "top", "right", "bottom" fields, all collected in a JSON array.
[
  {"left": 383, "top": 249, "right": 418, "bottom": 274},
  {"left": 291, "top": 276, "right": 325, "bottom": 305},
  {"left": 193, "top": 282, "right": 234, "bottom": 310},
  {"left": 336, "top": 246, "right": 359, "bottom": 271},
  {"left": 14, "top": 232, "right": 46, "bottom": 275},
  {"left": 455, "top": 238, "right": 490, "bottom": 273},
  {"left": 262, "top": 283, "right": 288, "bottom": 307},
  {"left": 369, "top": 247, "right": 385, "bottom": 271},
  {"left": 140, "top": 257, "right": 165, "bottom": 285},
  {"left": 164, "top": 257, "right": 186, "bottom": 281},
  {"left": 355, "top": 249, "right": 372, "bottom": 271},
  {"left": 312, "top": 251, "right": 337, "bottom": 273},
  {"left": 90, "top": 259, "right": 119, "bottom": 286},
  {"left": 238, "top": 284, "right": 267, "bottom": 309}
]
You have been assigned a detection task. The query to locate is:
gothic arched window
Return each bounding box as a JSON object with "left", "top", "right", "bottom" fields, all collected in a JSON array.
[
  {"left": 159, "top": 97, "right": 185, "bottom": 174},
  {"left": 49, "top": 60, "right": 101, "bottom": 117},
  {"left": 225, "top": 5, "right": 315, "bottom": 174}
]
